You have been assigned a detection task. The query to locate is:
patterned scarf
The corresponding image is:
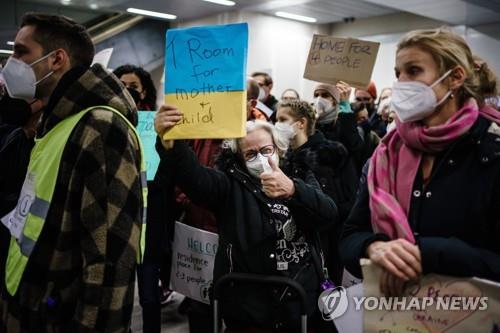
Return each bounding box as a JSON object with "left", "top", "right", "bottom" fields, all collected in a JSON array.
[{"left": 367, "top": 98, "right": 500, "bottom": 243}]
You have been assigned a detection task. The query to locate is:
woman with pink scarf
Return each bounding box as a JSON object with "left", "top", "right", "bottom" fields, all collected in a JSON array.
[{"left": 340, "top": 27, "right": 500, "bottom": 296}]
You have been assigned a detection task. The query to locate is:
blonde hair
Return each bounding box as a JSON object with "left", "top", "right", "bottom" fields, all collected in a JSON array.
[
  {"left": 222, "top": 120, "right": 289, "bottom": 157},
  {"left": 278, "top": 100, "right": 317, "bottom": 136},
  {"left": 397, "top": 27, "right": 498, "bottom": 106}
]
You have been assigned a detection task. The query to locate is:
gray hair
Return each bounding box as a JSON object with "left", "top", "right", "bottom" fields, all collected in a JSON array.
[{"left": 222, "top": 120, "right": 289, "bottom": 157}]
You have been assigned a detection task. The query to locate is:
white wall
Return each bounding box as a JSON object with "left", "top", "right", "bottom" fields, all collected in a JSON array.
[
  {"left": 330, "top": 13, "right": 447, "bottom": 94},
  {"left": 174, "top": 11, "right": 329, "bottom": 102},
  {"left": 173, "top": 12, "right": 500, "bottom": 104},
  {"left": 348, "top": 25, "right": 500, "bottom": 95}
]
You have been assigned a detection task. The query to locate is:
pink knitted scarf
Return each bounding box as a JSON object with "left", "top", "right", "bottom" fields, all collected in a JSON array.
[{"left": 368, "top": 99, "right": 500, "bottom": 243}]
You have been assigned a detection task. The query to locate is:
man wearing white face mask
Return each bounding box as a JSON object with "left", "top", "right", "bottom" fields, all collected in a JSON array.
[
  {"left": 251, "top": 71, "right": 279, "bottom": 120},
  {"left": 1, "top": 52, "right": 56, "bottom": 103},
  {"left": 246, "top": 78, "right": 272, "bottom": 122},
  {"left": 313, "top": 81, "right": 367, "bottom": 174},
  {"left": 0, "top": 13, "right": 146, "bottom": 332}
]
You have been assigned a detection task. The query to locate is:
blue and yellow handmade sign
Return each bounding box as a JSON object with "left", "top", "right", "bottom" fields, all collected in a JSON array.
[{"left": 164, "top": 23, "right": 248, "bottom": 139}]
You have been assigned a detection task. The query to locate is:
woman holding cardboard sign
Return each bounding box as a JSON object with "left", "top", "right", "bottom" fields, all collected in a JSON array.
[
  {"left": 340, "top": 27, "right": 500, "bottom": 296},
  {"left": 154, "top": 112, "right": 339, "bottom": 332}
]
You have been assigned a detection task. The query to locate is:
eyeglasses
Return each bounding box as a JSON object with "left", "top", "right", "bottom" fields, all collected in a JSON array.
[{"left": 242, "top": 144, "right": 276, "bottom": 162}]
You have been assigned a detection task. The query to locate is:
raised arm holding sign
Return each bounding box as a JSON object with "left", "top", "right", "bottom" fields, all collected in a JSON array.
[{"left": 164, "top": 23, "right": 248, "bottom": 139}]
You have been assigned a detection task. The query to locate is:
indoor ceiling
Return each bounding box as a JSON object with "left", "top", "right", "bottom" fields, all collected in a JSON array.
[
  {"left": 17, "top": 0, "right": 500, "bottom": 25},
  {"left": 14, "top": 0, "right": 398, "bottom": 24},
  {"left": 363, "top": 0, "right": 500, "bottom": 26},
  {"left": 1, "top": 0, "right": 499, "bottom": 54}
]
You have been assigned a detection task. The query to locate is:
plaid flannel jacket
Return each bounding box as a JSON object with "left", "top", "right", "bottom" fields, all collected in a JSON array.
[{"left": 0, "top": 64, "right": 143, "bottom": 332}]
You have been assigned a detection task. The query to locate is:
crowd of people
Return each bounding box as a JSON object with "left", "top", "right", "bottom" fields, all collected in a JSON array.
[{"left": 0, "top": 11, "right": 499, "bottom": 333}]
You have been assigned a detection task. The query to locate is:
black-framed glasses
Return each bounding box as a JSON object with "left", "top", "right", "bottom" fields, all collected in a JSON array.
[{"left": 242, "top": 144, "right": 276, "bottom": 162}]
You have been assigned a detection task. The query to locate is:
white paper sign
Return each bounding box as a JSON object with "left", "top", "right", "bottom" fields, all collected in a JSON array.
[
  {"left": 170, "top": 221, "right": 219, "bottom": 304},
  {"left": 334, "top": 283, "right": 364, "bottom": 333},
  {"left": 1, "top": 172, "right": 36, "bottom": 240},
  {"left": 91, "top": 48, "right": 113, "bottom": 68},
  {"left": 342, "top": 268, "right": 363, "bottom": 287}
]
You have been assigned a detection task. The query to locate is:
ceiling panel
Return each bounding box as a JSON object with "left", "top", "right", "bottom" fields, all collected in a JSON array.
[
  {"left": 8, "top": 0, "right": 500, "bottom": 27},
  {"left": 362, "top": 0, "right": 500, "bottom": 25},
  {"left": 255, "top": 0, "right": 396, "bottom": 24},
  {"left": 14, "top": 0, "right": 396, "bottom": 23}
]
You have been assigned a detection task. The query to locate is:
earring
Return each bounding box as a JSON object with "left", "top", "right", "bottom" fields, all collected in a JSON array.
[{"left": 450, "top": 93, "right": 455, "bottom": 99}]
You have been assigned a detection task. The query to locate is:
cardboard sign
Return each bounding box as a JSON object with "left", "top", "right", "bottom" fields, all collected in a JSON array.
[
  {"left": 136, "top": 111, "right": 160, "bottom": 181},
  {"left": 304, "top": 35, "right": 380, "bottom": 89},
  {"left": 164, "top": 23, "right": 248, "bottom": 139},
  {"left": 361, "top": 259, "right": 500, "bottom": 333},
  {"left": 170, "top": 221, "right": 219, "bottom": 304}
]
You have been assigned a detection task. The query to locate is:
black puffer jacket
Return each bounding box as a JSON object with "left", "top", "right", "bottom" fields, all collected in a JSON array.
[
  {"left": 282, "top": 131, "right": 358, "bottom": 285},
  {"left": 341, "top": 116, "right": 500, "bottom": 281},
  {"left": 283, "top": 131, "right": 358, "bottom": 221},
  {"left": 156, "top": 140, "right": 338, "bottom": 331},
  {"left": 317, "top": 112, "right": 366, "bottom": 174}
]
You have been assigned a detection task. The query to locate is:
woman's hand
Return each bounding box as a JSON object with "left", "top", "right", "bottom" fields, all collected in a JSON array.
[
  {"left": 260, "top": 156, "right": 295, "bottom": 199},
  {"left": 367, "top": 238, "right": 422, "bottom": 288},
  {"left": 380, "top": 268, "right": 407, "bottom": 297},
  {"left": 367, "top": 239, "right": 422, "bottom": 297},
  {"left": 336, "top": 81, "right": 352, "bottom": 102},
  {"left": 154, "top": 104, "right": 182, "bottom": 150}
]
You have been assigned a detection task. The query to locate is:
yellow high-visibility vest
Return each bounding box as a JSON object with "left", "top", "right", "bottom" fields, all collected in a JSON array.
[{"left": 2, "top": 106, "right": 147, "bottom": 296}]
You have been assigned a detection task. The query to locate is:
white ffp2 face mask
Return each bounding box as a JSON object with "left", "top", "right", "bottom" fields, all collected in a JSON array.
[
  {"left": 314, "top": 97, "right": 334, "bottom": 116},
  {"left": 274, "top": 121, "right": 297, "bottom": 141},
  {"left": 257, "top": 87, "right": 266, "bottom": 101},
  {"left": 391, "top": 69, "right": 453, "bottom": 123},
  {"left": 2, "top": 52, "right": 55, "bottom": 101},
  {"left": 245, "top": 153, "right": 279, "bottom": 178}
]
